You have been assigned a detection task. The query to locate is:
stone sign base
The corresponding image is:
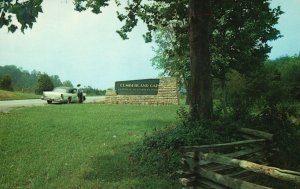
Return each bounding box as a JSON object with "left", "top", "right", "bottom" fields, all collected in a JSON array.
[{"left": 105, "top": 77, "right": 178, "bottom": 105}]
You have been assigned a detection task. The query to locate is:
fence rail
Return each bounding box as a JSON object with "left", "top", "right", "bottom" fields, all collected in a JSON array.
[{"left": 179, "top": 128, "right": 300, "bottom": 189}]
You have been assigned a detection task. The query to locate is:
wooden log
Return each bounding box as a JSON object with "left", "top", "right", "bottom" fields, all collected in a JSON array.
[
  {"left": 199, "top": 146, "right": 266, "bottom": 166},
  {"left": 198, "top": 168, "right": 272, "bottom": 189},
  {"left": 238, "top": 128, "right": 273, "bottom": 141},
  {"left": 181, "top": 139, "right": 266, "bottom": 152},
  {"left": 199, "top": 152, "right": 300, "bottom": 185}
]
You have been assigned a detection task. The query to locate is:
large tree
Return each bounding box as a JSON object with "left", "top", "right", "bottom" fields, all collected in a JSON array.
[
  {"left": 210, "top": 1, "right": 282, "bottom": 115},
  {"left": 189, "top": 0, "right": 212, "bottom": 119},
  {"left": 150, "top": 0, "right": 282, "bottom": 116}
]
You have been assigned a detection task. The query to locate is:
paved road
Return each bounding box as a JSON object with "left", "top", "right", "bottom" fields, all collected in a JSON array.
[{"left": 0, "top": 96, "right": 105, "bottom": 113}]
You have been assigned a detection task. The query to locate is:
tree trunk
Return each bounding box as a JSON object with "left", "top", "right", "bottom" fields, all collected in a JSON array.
[
  {"left": 220, "top": 79, "right": 228, "bottom": 116},
  {"left": 189, "top": 0, "right": 213, "bottom": 120}
]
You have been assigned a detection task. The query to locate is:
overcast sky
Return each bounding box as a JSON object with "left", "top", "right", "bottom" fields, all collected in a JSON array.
[{"left": 0, "top": 0, "right": 299, "bottom": 89}]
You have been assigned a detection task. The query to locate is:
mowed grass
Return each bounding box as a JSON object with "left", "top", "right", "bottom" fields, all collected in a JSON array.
[
  {"left": 0, "top": 90, "right": 40, "bottom": 100},
  {"left": 0, "top": 104, "right": 180, "bottom": 189}
]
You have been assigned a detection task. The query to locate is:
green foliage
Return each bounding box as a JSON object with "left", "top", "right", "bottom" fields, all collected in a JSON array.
[
  {"left": 211, "top": 0, "right": 282, "bottom": 81},
  {"left": 213, "top": 54, "right": 300, "bottom": 171},
  {"left": 35, "top": 73, "right": 54, "bottom": 94},
  {"left": 82, "top": 85, "right": 106, "bottom": 96},
  {"left": 223, "top": 54, "right": 300, "bottom": 120},
  {"left": 131, "top": 126, "right": 217, "bottom": 176},
  {"left": 62, "top": 80, "right": 73, "bottom": 87},
  {"left": 148, "top": 1, "right": 282, "bottom": 109},
  {"left": 74, "top": 0, "right": 110, "bottom": 14},
  {"left": 0, "top": 65, "right": 39, "bottom": 92},
  {"left": 225, "top": 70, "right": 250, "bottom": 118},
  {"left": 222, "top": 58, "right": 300, "bottom": 169},
  {"left": 0, "top": 75, "right": 13, "bottom": 91},
  {"left": 266, "top": 54, "right": 300, "bottom": 100},
  {"left": 0, "top": 0, "right": 43, "bottom": 33},
  {"left": 130, "top": 107, "right": 237, "bottom": 176},
  {"left": 51, "top": 75, "right": 63, "bottom": 87},
  {"left": 151, "top": 27, "right": 190, "bottom": 93},
  {"left": 244, "top": 104, "right": 300, "bottom": 169},
  {"left": 0, "top": 65, "right": 79, "bottom": 93}
]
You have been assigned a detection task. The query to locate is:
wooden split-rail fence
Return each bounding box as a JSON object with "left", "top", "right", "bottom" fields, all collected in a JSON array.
[{"left": 179, "top": 128, "right": 300, "bottom": 189}]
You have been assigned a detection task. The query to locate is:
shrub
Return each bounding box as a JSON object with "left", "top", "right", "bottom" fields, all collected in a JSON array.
[
  {"left": 0, "top": 75, "right": 13, "bottom": 91},
  {"left": 130, "top": 108, "right": 238, "bottom": 177},
  {"left": 247, "top": 104, "right": 300, "bottom": 169},
  {"left": 35, "top": 73, "right": 54, "bottom": 94}
]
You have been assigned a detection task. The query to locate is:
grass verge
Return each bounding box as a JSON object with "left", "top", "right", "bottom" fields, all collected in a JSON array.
[
  {"left": 0, "top": 90, "right": 40, "bottom": 100},
  {"left": 0, "top": 104, "right": 180, "bottom": 189}
]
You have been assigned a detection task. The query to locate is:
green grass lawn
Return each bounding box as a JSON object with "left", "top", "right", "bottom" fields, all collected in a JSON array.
[
  {"left": 0, "top": 90, "right": 40, "bottom": 100},
  {"left": 0, "top": 104, "right": 181, "bottom": 189}
]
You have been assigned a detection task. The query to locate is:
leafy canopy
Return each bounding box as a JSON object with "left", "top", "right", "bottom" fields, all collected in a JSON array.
[{"left": 0, "top": 0, "right": 43, "bottom": 33}]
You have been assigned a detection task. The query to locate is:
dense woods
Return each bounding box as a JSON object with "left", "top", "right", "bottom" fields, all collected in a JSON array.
[
  {"left": 0, "top": 65, "right": 63, "bottom": 92},
  {"left": 0, "top": 65, "right": 105, "bottom": 95}
]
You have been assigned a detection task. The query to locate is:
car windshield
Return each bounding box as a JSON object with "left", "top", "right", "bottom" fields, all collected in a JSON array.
[
  {"left": 53, "top": 88, "right": 68, "bottom": 93},
  {"left": 53, "top": 87, "right": 77, "bottom": 93}
]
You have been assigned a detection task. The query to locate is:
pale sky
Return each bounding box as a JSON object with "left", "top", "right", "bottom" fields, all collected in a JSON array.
[
  {"left": 0, "top": 0, "right": 299, "bottom": 89},
  {"left": 269, "top": 0, "right": 300, "bottom": 59}
]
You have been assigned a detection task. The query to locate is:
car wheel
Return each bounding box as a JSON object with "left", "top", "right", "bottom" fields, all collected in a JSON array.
[
  {"left": 67, "top": 97, "right": 72, "bottom": 104},
  {"left": 47, "top": 100, "right": 52, "bottom": 104}
]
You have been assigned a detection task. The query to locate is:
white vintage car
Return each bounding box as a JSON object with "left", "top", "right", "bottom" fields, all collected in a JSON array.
[{"left": 41, "top": 86, "right": 86, "bottom": 104}]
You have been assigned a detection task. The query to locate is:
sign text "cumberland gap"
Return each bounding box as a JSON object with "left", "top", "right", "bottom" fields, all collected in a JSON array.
[{"left": 115, "top": 79, "right": 160, "bottom": 95}]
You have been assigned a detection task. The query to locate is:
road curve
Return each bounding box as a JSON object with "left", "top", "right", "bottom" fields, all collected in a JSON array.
[{"left": 0, "top": 96, "right": 105, "bottom": 113}]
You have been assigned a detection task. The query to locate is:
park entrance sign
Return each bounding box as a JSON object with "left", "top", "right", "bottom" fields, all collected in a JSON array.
[
  {"left": 105, "top": 77, "right": 178, "bottom": 105},
  {"left": 115, "top": 79, "right": 160, "bottom": 95}
]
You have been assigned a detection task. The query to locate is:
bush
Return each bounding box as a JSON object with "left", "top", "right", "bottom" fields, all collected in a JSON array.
[
  {"left": 35, "top": 73, "right": 54, "bottom": 94},
  {"left": 130, "top": 108, "right": 238, "bottom": 177},
  {"left": 0, "top": 75, "right": 13, "bottom": 91},
  {"left": 130, "top": 103, "right": 300, "bottom": 180},
  {"left": 247, "top": 104, "right": 300, "bottom": 169}
]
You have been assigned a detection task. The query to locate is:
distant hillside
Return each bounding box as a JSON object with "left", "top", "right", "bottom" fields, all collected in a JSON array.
[
  {"left": 0, "top": 65, "right": 106, "bottom": 95},
  {"left": 0, "top": 65, "right": 64, "bottom": 92}
]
